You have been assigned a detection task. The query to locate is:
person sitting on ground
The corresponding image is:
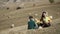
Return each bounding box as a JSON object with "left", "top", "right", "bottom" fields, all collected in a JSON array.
[
  {"left": 28, "top": 16, "right": 36, "bottom": 29},
  {"left": 40, "top": 11, "right": 52, "bottom": 27}
]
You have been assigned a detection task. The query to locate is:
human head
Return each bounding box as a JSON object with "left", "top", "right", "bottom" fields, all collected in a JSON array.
[
  {"left": 42, "top": 11, "right": 48, "bottom": 17},
  {"left": 29, "top": 16, "right": 33, "bottom": 20},
  {"left": 40, "top": 11, "right": 48, "bottom": 21}
]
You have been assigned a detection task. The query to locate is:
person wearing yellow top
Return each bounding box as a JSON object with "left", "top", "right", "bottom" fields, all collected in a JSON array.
[
  {"left": 40, "top": 11, "right": 52, "bottom": 27},
  {"left": 43, "top": 16, "right": 52, "bottom": 23},
  {"left": 34, "top": 11, "right": 52, "bottom": 28}
]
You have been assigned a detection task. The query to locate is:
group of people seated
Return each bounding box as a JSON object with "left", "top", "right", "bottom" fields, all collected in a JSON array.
[{"left": 28, "top": 11, "right": 52, "bottom": 29}]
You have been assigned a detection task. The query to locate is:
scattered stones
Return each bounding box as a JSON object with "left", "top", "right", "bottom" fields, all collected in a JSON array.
[
  {"left": 16, "top": 7, "right": 22, "bottom": 10},
  {"left": 7, "top": 7, "right": 9, "bottom": 10},
  {"left": 34, "top": 13, "right": 38, "bottom": 16},
  {"left": 11, "top": 24, "right": 15, "bottom": 28}
]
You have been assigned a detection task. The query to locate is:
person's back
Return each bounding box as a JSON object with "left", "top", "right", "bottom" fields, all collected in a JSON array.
[
  {"left": 28, "top": 19, "right": 36, "bottom": 29},
  {"left": 28, "top": 16, "right": 36, "bottom": 29}
]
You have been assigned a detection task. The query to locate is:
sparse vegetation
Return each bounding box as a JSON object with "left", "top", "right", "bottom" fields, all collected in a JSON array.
[{"left": 49, "top": 0, "right": 54, "bottom": 3}]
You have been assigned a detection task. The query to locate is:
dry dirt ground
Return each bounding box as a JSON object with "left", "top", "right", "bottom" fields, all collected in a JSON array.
[
  {"left": 0, "top": 17, "right": 60, "bottom": 34},
  {"left": 0, "top": 3, "right": 60, "bottom": 34}
]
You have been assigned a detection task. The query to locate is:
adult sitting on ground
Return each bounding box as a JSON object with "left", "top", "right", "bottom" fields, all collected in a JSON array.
[
  {"left": 35, "top": 11, "right": 52, "bottom": 28},
  {"left": 40, "top": 11, "right": 52, "bottom": 28}
]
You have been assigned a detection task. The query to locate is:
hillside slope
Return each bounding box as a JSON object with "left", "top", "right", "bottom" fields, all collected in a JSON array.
[
  {"left": 0, "top": 4, "right": 60, "bottom": 31},
  {"left": 0, "top": 18, "right": 60, "bottom": 34}
]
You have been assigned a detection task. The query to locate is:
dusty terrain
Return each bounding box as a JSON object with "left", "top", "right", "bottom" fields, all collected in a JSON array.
[
  {"left": 0, "top": 3, "right": 60, "bottom": 30},
  {"left": 0, "top": 0, "right": 60, "bottom": 34}
]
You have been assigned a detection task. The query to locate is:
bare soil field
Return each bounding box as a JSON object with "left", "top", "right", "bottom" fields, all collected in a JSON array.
[
  {"left": 0, "top": 0, "right": 60, "bottom": 34},
  {"left": 0, "top": 4, "right": 60, "bottom": 31}
]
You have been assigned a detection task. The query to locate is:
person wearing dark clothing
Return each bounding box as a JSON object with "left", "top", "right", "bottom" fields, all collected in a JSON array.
[{"left": 28, "top": 16, "right": 36, "bottom": 29}]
